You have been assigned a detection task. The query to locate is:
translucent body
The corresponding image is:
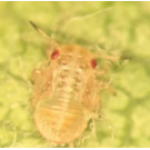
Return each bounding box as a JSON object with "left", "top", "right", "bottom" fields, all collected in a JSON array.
[{"left": 32, "top": 45, "right": 99, "bottom": 144}]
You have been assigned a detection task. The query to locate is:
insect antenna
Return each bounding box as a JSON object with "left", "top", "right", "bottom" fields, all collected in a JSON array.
[
  {"left": 30, "top": 21, "right": 59, "bottom": 52},
  {"left": 30, "top": 21, "right": 51, "bottom": 40},
  {"left": 61, "top": 7, "right": 112, "bottom": 33}
]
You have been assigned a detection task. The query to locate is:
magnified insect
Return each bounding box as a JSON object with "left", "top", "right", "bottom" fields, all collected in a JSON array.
[{"left": 30, "top": 21, "right": 117, "bottom": 146}]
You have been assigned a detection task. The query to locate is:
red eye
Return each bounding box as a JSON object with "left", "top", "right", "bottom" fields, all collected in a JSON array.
[
  {"left": 90, "top": 59, "right": 97, "bottom": 69},
  {"left": 51, "top": 50, "right": 60, "bottom": 60}
]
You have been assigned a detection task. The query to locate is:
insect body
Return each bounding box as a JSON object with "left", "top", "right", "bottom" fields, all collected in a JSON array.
[{"left": 31, "top": 22, "right": 100, "bottom": 144}]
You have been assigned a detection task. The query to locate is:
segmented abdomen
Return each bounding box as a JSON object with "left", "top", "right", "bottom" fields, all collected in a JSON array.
[
  {"left": 35, "top": 98, "right": 87, "bottom": 143},
  {"left": 34, "top": 66, "right": 88, "bottom": 143}
]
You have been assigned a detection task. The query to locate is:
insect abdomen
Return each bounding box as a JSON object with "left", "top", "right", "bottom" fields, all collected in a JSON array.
[{"left": 34, "top": 99, "right": 87, "bottom": 143}]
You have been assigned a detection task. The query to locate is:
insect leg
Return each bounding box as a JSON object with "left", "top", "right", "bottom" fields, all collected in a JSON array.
[
  {"left": 95, "top": 45, "right": 120, "bottom": 63},
  {"left": 97, "top": 113, "right": 116, "bottom": 141},
  {"left": 77, "top": 120, "right": 96, "bottom": 147},
  {"left": 100, "top": 77, "right": 116, "bottom": 96},
  {"left": 68, "top": 142, "right": 74, "bottom": 148},
  {"left": 32, "top": 69, "right": 42, "bottom": 82},
  {"left": 31, "top": 67, "right": 44, "bottom": 108}
]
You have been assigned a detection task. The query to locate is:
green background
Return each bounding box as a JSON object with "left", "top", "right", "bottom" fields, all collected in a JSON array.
[{"left": 0, "top": 1, "right": 150, "bottom": 148}]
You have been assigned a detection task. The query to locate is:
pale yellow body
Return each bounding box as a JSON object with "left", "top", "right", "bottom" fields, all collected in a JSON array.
[{"left": 32, "top": 45, "right": 99, "bottom": 144}]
